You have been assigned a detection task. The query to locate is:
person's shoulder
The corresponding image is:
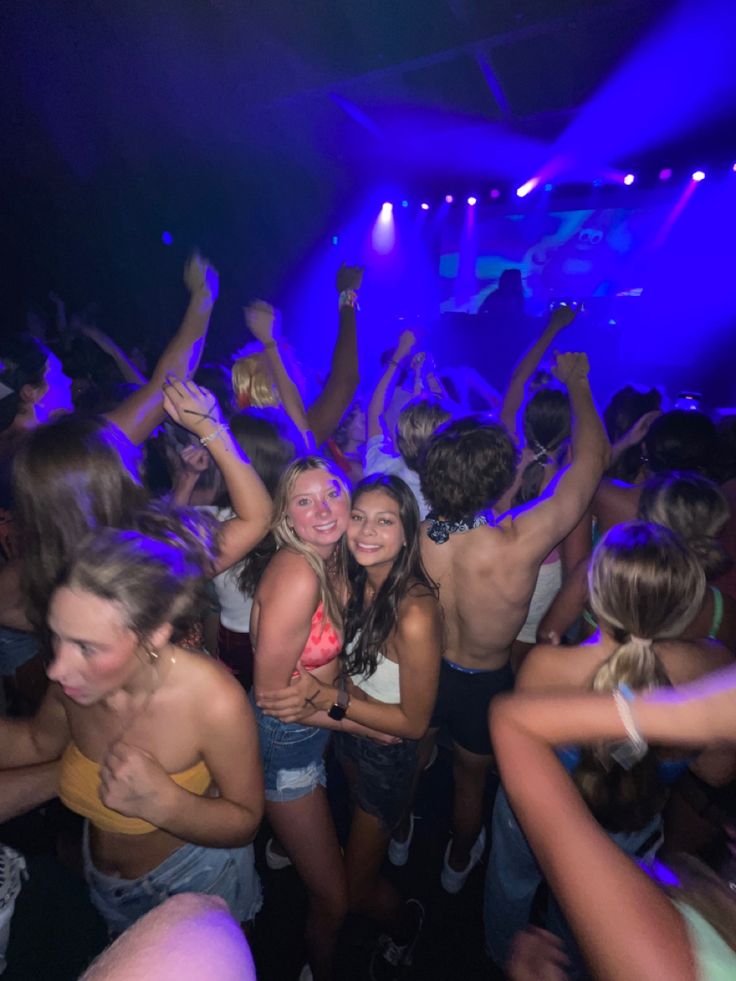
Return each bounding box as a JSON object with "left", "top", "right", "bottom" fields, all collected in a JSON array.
[
  {"left": 396, "top": 586, "right": 442, "bottom": 636},
  {"left": 516, "top": 641, "right": 594, "bottom": 691},
  {"left": 257, "top": 549, "right": 321, "bottom": 602},
  {"left": 179, "top": 649, "right": 251, "bottom": 720},
  {"left": 658, "top": 638, "right": 734, "bottom": 682}
]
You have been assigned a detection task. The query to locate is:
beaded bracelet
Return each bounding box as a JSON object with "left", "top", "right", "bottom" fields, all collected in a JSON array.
[{"left": 200, "top": 423, "right": 229, "bottom": 448}]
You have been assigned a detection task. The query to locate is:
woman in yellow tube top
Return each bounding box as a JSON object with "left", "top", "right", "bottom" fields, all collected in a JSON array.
[{"left": 0, "top": 516, "right": 264, "bottom": 937}]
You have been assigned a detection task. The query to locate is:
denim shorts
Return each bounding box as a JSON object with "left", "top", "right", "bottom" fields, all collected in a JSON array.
[
  {"left": 254, "top": 703, "right": 330, "bottom": 803},
  {"left": 335, "top": 732, "right": 418, "bottom": 832},
  {"left": 82, "top": 822, "right": 262, "bottom": 937}
]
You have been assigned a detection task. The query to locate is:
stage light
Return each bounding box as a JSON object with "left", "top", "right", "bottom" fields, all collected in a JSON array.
[
  {"left": 515, "top": 178, "right": 538, "bottom": 198},
  {"left": 420, "top": 202, "right": 430, "bottom": 211},
  {"left": 401, "top": 200, "right": 409, "bottom": 208},
  {"left": 161, "top": 231, "right": 173, "bottom": 245},
  {"left": 467, "top": 196, "right": 477, "bottom": 206},
  {"left": 332, "top": 236, "right": 339, "bottom": 246},
  {"left": 692, "top": 170, "right": 705, "bottom": 182},
  {"left": 445, "top": 194, "right": 454, "bottom": 204},
  {"left": 732, "top": 162, "right": 736, "bottom": 173},
  {"left": 592, "top": 178, "right": 603, "bottom": 188},
  {"left": 490, "top": 188, "right": 501, "bottom": 199},
  {"left": 659, "top": 167, "right": 672, "bottom": 181},
  {"left": 624, "top": 173, "right": 636, "bottom": 186},
  {"left": 544, "top": 183, "right": 553, "bottom": 191}
]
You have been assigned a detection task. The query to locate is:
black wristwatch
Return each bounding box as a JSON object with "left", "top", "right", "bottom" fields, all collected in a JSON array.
[{"left": 328, "top": 687, "right": 350, "bottom": 721}]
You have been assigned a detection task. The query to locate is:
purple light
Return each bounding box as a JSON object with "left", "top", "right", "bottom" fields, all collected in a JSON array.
[
  {"left": 516, "top": 178, "right": 538, "bottom": 198},
  {"left": 623, "top": 173, "right": 636, "bottom": 186},
  {"left": 692, "top": 170, "right": 706, "bottom": 182},
  {"left": 372, "top": 202, "right": 396, "bottom": 254},
  {"left": 658, "top": 167, "right": 673, "bottom": 181},
  {"left": 732, "top": 162, "right": 736, "bottom": 173},
  {"left": 420, "top": 202, "right": 430, "bottom": 211},
  {"left": 161, "top": 231, "right": 173, "bottom": 245},
  {"left": 381, "top": 201, "right": 393, "bottom": 212},
  {"left": 445, "top": 194, "right": 454, "bottom": 204},
  {"left": 490, "top": 188, "right": 501, "bottom": 200},
  {"left": 467, "top": 196, "right": 477, "bottom": 206}
]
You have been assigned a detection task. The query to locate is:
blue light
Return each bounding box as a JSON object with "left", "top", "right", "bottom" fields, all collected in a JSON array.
[
  {"left": 401, "top": 200, "right": 409, "bottom": 208},
  {"left": 544, "top": 183, "right": 553, "bottom": 191},
  {"left": 332, "top": 235, "right": 339, "bottom": 246},
  {"left": 592, "top": 178, "right": 603, "bottom": 188},
  {"left": 161, "top": 231, "right": 173, "bottom": 245}
]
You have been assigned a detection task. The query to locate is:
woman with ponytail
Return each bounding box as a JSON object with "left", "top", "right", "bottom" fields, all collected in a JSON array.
[
  {"left": 0, "top": 512, "right": 264, "bottom": 936},
  {"left": 484, "top": 522, "right": 733, "bottom": 971}
]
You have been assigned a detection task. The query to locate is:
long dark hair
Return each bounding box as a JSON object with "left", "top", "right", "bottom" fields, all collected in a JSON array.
[
  {"left": 513, "top": 387, "right": 570, "bottom": 506},
  {"left": 341, "top": 475, "right": 437, "bottom": 680}
]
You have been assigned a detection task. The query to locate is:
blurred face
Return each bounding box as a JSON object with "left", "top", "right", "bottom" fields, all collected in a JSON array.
[
  {"left": 35, "top": 353, "right": 74, "bottom": 420},
  {"left": 286, "top": 469, "right": 350, "bottom": 558},
  {"left": 46, "top": 587, "right": 143, "bottom": 705},
  {"left": 347, "top": 489, "right": 406, "bottom": 574}
]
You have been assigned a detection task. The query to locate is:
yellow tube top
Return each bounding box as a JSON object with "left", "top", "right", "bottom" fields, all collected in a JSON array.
[{"left": 59, "top": 742, "right": 212, "bottom": 835}]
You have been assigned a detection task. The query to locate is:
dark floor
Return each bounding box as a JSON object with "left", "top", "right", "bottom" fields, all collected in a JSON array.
[{"left": 1, "top": 745, "right": 502, "bottom": 981}]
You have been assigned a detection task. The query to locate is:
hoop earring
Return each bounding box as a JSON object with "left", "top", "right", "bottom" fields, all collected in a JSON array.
[{"left": 145, "top": 647, "right": 159, "bottom": 665}]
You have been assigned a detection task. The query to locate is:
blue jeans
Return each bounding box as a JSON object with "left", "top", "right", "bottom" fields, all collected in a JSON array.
[
  {"left": 83, "top": 822, "right": 262, "bottom": 936},
  {"left": 484, "top": 787, "right": 663, "bottom": 971},
  {"left": 254, "top": 703, "right": 330, "bottom": 803}
]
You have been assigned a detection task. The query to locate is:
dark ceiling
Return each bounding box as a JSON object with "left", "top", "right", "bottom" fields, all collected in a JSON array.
[{"left": 2, "top": 0, "right": 732, "bottom": 337}]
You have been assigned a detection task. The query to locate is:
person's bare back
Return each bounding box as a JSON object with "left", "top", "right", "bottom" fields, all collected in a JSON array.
[{"left": 421, "top": 520, "right": 542, "bottom": 670}]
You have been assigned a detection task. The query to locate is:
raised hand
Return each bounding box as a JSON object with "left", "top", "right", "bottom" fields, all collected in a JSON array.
[
  {"left": 336, "top": 263, "right": 364, "bottom": 293},
  {"left": 162, "top": 377, "right": 222, "bottom": 437},
  {"left": 78, "top": 322, "right": 117, "bottom": 355},
  {"left": 179, "top": 444, "right": 211, "bottom": 475},
  {"left": 548, "top": 302, "right": 580, "bottom": 333},
  {"left": 183, "top": 254, "right": 220, "bottom": 303},
  {"left": 395, "top": 329, "right": 417, "bottom": 361},
  {"left": 551, "top": 352, "right": 590, "bottom": 386},
  {"left": 618, "top": 409, "right": 662, "bottom": 448},
  {"left": 244, "top": 300, "right": 276, "bottom": 344}
]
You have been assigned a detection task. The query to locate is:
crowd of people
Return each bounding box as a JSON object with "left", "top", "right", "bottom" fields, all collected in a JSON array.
[{"left": 1, "top": 256, "right": 736, "bottom": 981}]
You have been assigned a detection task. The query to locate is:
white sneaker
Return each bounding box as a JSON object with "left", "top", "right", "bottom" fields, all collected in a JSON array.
[
  {"left": 298, "top": 964, "right": 313, "bottom": 981},
  {"left": 265, "top": 837, "right": 292, "bottom": 870},
  {"left": 440, "top": 827, "right": 486, "bottom": 894},
  {"left": 388, "top": 812, "right": 415, "bottom": 867},
  {"left": 423, "top": 744, "right": 439, "bottom": 770}
]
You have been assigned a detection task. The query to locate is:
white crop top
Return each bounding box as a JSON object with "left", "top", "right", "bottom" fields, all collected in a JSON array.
[{"left": 350, "top": 653, "right": 401, "bottom": 704}]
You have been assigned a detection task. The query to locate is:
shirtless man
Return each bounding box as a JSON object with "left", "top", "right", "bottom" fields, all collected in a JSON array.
[{"left": 406, "top": 352, "right": 609, "bottom": 891}]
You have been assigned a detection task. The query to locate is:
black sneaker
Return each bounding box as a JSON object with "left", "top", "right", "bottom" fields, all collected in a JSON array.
[{"left": 368, "top": 899, "right": 425, "bottom": 980}]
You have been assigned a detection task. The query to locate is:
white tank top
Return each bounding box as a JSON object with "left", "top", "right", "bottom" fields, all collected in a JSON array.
[{"left": 350, "top": 654, "right": 401, "bottom": 704}]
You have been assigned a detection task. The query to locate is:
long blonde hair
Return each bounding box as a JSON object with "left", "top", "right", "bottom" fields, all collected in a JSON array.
[
  {"left": 231, "top": 353, "right": 279, "bottom": 410},
  {"left": 575, "top": 522, "right": 706, "bottom": 829},
  {"left": 271, "top": 456, "right": 350, "bottom": 631}
]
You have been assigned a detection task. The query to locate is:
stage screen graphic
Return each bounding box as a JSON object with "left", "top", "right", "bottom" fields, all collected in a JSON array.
[{"left": 438, "top": 207, "right": 662, "bottom": 314}]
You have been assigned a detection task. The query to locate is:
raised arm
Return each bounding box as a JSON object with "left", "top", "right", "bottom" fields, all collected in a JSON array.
[
  {"left": 306, "top": 264, "right": 363, "bottom": 446},
  {"left": 162, "top": 379, "right": 272, "bottom": 574},
  {"left": 500, "top": 305, "right": 578, "bottom": 440},
  {"left": 509, "top": 353, "right": 610, "bottom": 565},
  {"left": 366, "top": 329, "right": 417, "bottom": 444},
  {"left": 105, "top": 255, "right": 218, "bottom": 445},
  {"left": 244, "top": 301, "right": 313, "bottom": 448},
  {"left": 491, "top": 694, "right": 698, "bottom": 981},
  {"left": 78, "top": 322, "right": 148, "bottom": 386}
]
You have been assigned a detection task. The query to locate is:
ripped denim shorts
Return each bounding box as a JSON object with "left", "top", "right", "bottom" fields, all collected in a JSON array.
[
  {"left": 82, "top": 822, "right": 262, "bottom": 937},
  {"left": 254, "top": 703, "right": 330, "bottom": 803}
]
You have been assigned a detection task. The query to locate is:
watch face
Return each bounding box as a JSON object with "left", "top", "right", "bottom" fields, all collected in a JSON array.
[{"left": 328, "top": 703, "right": 346, "bottom": 721}]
